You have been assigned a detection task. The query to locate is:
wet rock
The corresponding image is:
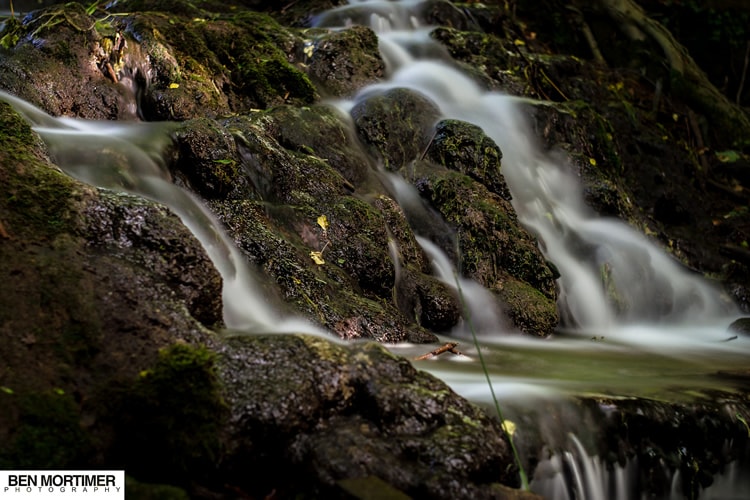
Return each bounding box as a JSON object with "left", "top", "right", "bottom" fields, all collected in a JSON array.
[
  {"left": 0, "top": 2, "right": 137, "bottom": 119},
  {"left": 172, "top": 117, "right": 253, "bottom": 200},
  {"left": 223, "top": 113, "right": 351, "bottom": 206},
  {"left": 413, "top": 164, "right": 558, "bottom": 336},
  {"left": 122, "top": 8, "right": 316, "bottom": 119},
  {"left": 351, "top": 87, "right": 441, "bottom": 170},
  {"left": 430, "top": 26, "right": 524, "bottom": 92},
  {"left": 0, "top": 101, "right": 222, "bottom": 471},
  {"left": 264, "top": 104, "right": 374, "bottom": 188},
  {"left": 728, "top": 317, "right": 750, "bottom": 337},
  {"left": 305, "top": 25, "right": 385, "bottom": 97},
  {"left": 426, "top": 118, "right": 512, "bottom": 200},
  {"left": 218, "top": 335, "right": 520, "bottom": 499}
]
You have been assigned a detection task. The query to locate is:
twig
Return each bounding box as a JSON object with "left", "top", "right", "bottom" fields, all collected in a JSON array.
[
  {"left": 737, "top": 40, "right": 750, "bottom": 106},
  {"left": 687, "top": 109, "right": 709, "bottom": 175},
  {"left": 104, "top": 61, "right": 118, "bottom": 83},
  {"left": 413, "top": 342, "right": 463, "bottom": 360}
]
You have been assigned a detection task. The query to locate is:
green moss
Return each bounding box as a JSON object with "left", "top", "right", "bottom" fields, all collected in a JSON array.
[
  {"left": 114, "top": 343, "right": 227, "bottom": 483},
  {"left": 496, "top": 278, "right": 558, "bottom": 336},
  {"left": 124, "top": 476, "right": 190, "bottom": 500},
  {"left": 0, "top": 103, "right": 82, "bottom": 238},
  {"left": 202, "top": 11, "right": 316, "bottom": 107},
  {"left": 0, "top": 390, "right": 91, "bottom": 468}
]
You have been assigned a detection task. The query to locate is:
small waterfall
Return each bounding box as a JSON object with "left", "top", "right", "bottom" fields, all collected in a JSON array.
[
  {"left": 317, "top": 0, "right": 738, "bottom": 331},
  {"left": 531, "top": 434, "right": 639, "bottom": 500},
  {"left": 0, "top": 90, "right": 331, "bottom": 339},
  {"left": 415, "top": 235, "right": 512, "bottom": 336}
]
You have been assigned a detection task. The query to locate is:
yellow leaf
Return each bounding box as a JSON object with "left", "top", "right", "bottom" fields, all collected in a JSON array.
[
  {"left": 672, "top": 113, "right": 679, "bottom": 122},
  {"left": 317, "top": 215, "right": 329, "bottom": 231},
  {"left": 513, "top": 39, "right": 525, "bottom": 46},
  {"left": 169, "top": 83, "right": 180, "bottom": 89},
  {"left": 502, "top": 420, "right": 517, "bottom": 436},
  {"left": 310, "top": 251, "right": 325, "bottom": 265},
  {"left": 588, "top": 157, "right": 597, "bottom": 166}
]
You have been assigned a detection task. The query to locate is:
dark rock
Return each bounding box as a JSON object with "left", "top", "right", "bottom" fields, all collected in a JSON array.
[
  {"left": 426, "top": 118, "right": 512, "bottom": 201},
  {"left": 351, "top": 87, "right": 441, "bottom": 170},
  {"left": 305, "top": 25, "right": 385, "bottom": 97},
  {"left": 265, "top": 104, "right": 374, "bottom": 188},
  {"left": 412, "top": 164, "right": 558, "bottom": 336},
  {"left": 218, "top": 335, "right": 520, "bottom": 499},
  {"left": 0, "top": 2, "right": 137, "bottom": 119},
  {"left": 728, "top": 317, "right": 750, "bottom": 337},
  {"left": 172, "top": 117, "right": 253, "bottom": 200}
]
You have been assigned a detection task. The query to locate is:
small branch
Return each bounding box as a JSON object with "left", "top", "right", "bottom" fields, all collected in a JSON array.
[
  {"left": 737, "top": 40, "right": 750, "bottom": 106},
  {"left": 0, "top": 220, "right": 10, "bottom": 239},
  {"left": 687, "top": 109, "right": 710, "bottom": 175},
  {"left": 413, "top": 342, "right": 463, "bottom": 360}
]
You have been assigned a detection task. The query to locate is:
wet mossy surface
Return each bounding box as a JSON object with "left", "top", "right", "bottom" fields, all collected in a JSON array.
[
  {"left": 0, "top": 390, "right": 92, "bottom": 469},
  {"left": 216, "top": 335, "right": 519, "bottom": 498},
  {"left": 110, "top": 343, "right": 227, "bottom": 485},
  {"left": 2, "top": 0, "right": 750, "bottom": 498}
]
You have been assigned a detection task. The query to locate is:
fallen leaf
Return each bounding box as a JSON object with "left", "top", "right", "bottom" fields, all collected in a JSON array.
[{"left": 310, "top": 251, "right": 325, "bottom": 265}]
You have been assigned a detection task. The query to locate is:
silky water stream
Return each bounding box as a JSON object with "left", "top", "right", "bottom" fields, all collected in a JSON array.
[
  {"left": 315, "top": 2, "right": 750, "bottom": 498},
  {"left": 2, "top": 0, "right": 750, "bottom": 498}
]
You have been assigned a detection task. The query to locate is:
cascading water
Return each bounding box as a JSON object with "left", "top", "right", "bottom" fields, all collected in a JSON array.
[
  {"left": 313, "top": 1, "right": 750, "bottom": 498},
  {"left": 2, "top": 0, "right": 750, "bottom": 498},
  {"left": 0, "top": 90, "right": 331, "bottom": 339},
  {"left": 317, "top": 0, "right": 738, "bottom": 332}
]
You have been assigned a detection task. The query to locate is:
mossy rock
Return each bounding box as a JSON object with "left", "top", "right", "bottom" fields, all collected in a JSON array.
[
  {"left": 305, "top": 25, "right": 384, "bottom": 97},
  {"left": 265, "top": 104, "right": 374, "bottom": 188},
  {"left": 351, "top": 87, "right": 441, "bottom": 170},
  {"left": 0, "top": 390, "right": 91, "bottom": 469},
  {"left": 111, "top": 344, "right": 227, "bottom": 484},
  {"left": 209, "top": 199, "right": 437, "bottom": 343},
  {"left": 173, "top": 117, "right": 252, "bottom": 199},
  {"left": 221, "top": 113, "right": 350, "bottom": 206},
  {"left": 0, "top": 3, "right": 133, "bottom": 119},
  {"left": 494, "top": 278, "right": 559, "bottom": 337},
  {"left": 412, "top": 166, "right": 557, "bottom": 335},
  {"left": 426, "top": 118, "right": 512, "bottom": 200},
  {"left": 216, "top": 335, "right": 518, "bottom": 498}
]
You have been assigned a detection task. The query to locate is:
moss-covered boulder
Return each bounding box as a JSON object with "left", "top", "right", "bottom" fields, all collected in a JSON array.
[
  {"left": 305, "top": 25, "right": 385, "bottom": 97},
  {"left": 0, "top": 2, "right": 137, "bottom": 119},
  {"left": 413, "top": 165, "right": 558, "bottom": 336},
  {"left": 217, "top": 335, "right": 523, "bottom": 499},
  {"left": 351, "top": 87, "right": 442, "bottom": 170},
  {"left": 265, "top": 104, "right": 374, "bottom": 188}
]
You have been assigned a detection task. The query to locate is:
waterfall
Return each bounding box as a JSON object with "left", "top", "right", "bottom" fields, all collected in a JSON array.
[
  {"left": 312, "top": 2, "right": 750, "bottom": 498},
  {"left": 3, "top": 1, "right": 749, "bottom": 498},
  {"left": 0, "top": 90, "right": 332, "bottom": 340},
  {"left": 316, "top": 0, "right": 738, "bottom": 331}
]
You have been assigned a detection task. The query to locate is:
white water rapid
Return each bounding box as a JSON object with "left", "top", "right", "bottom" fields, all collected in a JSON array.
[{"left": 314, "top": 1, "right": 750, "bottom": 498}]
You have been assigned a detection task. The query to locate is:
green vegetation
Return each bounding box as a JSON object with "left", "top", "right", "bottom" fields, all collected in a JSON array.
[
  {"left": 454, "top": 277, "right": 529, "bottom": 490},
  {"left": 0, "top": 390, "right": 91, "bottom": 468},
  {"left": 113, "top": 343, "right": 227, "bottom": 484}
]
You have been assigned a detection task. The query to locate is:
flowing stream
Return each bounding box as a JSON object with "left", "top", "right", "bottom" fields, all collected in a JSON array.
[
  {"left": 312, "top": 2, "right": 750, "bottom": 498},
  {"left": 3, "top": 1, "right": 750, "bottom": 498}
]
